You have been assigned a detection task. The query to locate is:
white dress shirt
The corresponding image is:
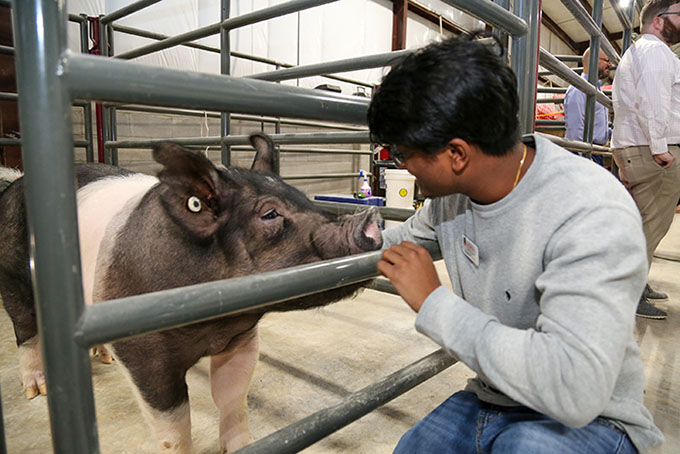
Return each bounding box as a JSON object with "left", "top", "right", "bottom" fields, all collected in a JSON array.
[{"left": 612, "top": 34, "right": 680, "bottom": 154}]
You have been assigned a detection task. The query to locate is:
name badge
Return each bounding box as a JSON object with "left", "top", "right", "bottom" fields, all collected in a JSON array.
[{"left": 462, "top": 234, "right": 479, "bottom": 267}]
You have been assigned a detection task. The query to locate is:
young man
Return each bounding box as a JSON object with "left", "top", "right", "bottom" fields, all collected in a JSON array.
[
  {"left": 369, "top": 35, "right": 663, "bottom": 454},
  {"left": 611, "top": 0, "right": 680, "bottom": 320}
]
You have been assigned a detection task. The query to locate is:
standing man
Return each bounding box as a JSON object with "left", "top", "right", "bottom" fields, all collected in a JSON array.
[
  {"left": 564, "top": 47, "right": 612, "bottom": 166},
  {"left": 369, "top": 33, "right": 663, "bottom": 454},
  {"left": 612, "top": 0, "right": 680, "bottom": 319}
]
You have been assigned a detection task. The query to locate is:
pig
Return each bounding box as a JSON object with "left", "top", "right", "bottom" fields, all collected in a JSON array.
[{"left": 0, "top": 132, "right": 383, "bottom": 453}]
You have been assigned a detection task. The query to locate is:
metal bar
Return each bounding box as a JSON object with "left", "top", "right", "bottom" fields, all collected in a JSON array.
[
  {"left": 554, "top": 54, "right": 582, "bottom": 62},
  {"left": 538, "top": 87, "right": 567, "bottom": 94},
  {"left": 539, "top": 48, "right": 612, "bottom": 109},
  {"left": 100, "top": 0, "right": 163, "bottom": 25},
  {"left": 582, "top": 0, "right": 604, "bottom": 145},
  {"left": 231, "top": 146, "right": 371, "bottom": 155},
  {"left": 68, "top": 13, "right": 86, "bottom": 23},
  {"left": 221, "top": 0, "right": 231, "bottom": 166},
  {"left": 75, "top": 240, "right": 439, "bottom": 347},
  {"left": 609, "top": 0, "right": 633, "bottom": 30},
  {"left": 535, "top": 132, "right": 610, "bottom": 153},
  {"left": 536, "top": 98, "right": 564, "bottom": 103},
  {"left": 75, "top": 243, "right": 438, "bottom": 348},
  {"left": 622, "top": 3, "right": 635, "bottom": 52},
  {"left": 234, "top": 349, "right": 457, "bottom": 454},
  {"left": 104, "top": 132, "right": 370, "bottom": 149},
  {"left": 283, "top": 173, "right": 362, "bottom": 180},
  {"left": 511, "top": 0, "right": 541, "bottom": 134},
  {"left": 11, "top": 1, "right": 99, "bottom": 452},
  {"left": 440, "top": 0, "right": 527, "bottom": 37},
  {"left": 115, "top": 0, "right": 338, "bottom": 60},
  {"left": 100, "top": 104, "right": 366, "bottom": 130},
  {"left": 0, "top": 138, "right": 20, "bottom": 146},
  {"left": 558, "top": 0, "right": 620, "bottom": 64},
  {"left": 535, "top": 120, "right": 565, "bottom": 125},
  {"left": 539, "top": 66, "right": 582, "bottom": 76},
  {"left": 0, "top": 45, "right": 13, "bottom": 56},
  {"left": 248, "top": 50, "right": 412, "bottom": 82},
  {"left": 109, "top": 23, "right": 373, "bottom": 88},
  {"left": 368, "top": 277, "right": 398, "bottom": 295},
  {"left": 63, "top": 54, "right": 370, "bottom": 125},
  {"left": 0, "top": 92, "right": 17, "bottom": 101},
  {"left": 312, "top": 201, "right": 415, "bottom": 222}
]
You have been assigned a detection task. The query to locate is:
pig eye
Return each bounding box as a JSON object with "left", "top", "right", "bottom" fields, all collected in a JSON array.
[
  {"left": 261, "top": 209, "right": 280, "bottom": 220},
  {"left": 187, "top": 196, "right": 202, "bottom": 213}
]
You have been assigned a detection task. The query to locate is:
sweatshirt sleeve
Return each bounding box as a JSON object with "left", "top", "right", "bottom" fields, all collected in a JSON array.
[
  {"left": 414, "top": 205, "right": 647, "bottom": 428},
  {"left": 382, "top": 198, "right": 438, "bottom": 248}
]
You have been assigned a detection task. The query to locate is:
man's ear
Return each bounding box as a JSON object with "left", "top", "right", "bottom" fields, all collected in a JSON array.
[{"left": 445, "top": 138, "right": 472, "bottom": 174}]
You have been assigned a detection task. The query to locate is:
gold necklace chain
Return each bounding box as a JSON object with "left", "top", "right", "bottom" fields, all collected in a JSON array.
[{"left": 512, "top": 143, "right": 528, "bottom": 190}]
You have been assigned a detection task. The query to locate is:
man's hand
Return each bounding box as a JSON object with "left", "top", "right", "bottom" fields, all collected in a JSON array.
[
  {"left": 653, "top": 152, "right": 675, "bottom": 168},
  {"left": 377, "top": 241, "right": 441, "bottom": 312}
]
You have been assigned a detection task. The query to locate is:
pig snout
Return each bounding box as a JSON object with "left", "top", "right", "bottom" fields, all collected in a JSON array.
[{"left": 352, "top": 207, "right": 383, "bottom": 253}]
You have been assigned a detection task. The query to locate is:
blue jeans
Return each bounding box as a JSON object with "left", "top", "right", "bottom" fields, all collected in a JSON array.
[{"left": 394, "top": 391, "right": 637, "bottom": 454}]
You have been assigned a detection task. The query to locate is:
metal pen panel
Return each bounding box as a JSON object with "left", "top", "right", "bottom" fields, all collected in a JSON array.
[
  {"left": 248, "top": 49, "right": 412, "bottom": 82},
  {"left": 234, "top": 349, "right": 457, "bottom": 454},
  {"left": 440, "top": 0, "right": 528, "bottom": 37},
  {"left": 63, "top": 54, "right": 370, "bottom": 125},
  {"left": 221, "top": 0, "right": 232, "bottom": 166},
  {"left": 11, "top": 1, "right": 99, "bottom": 453},
  {"left": 115, "top": 0, "right": 339, "bottom": 60}
]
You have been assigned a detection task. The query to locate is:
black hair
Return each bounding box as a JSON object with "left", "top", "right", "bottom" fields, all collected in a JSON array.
[{"left": 368, "top": 32, "right": 520, "bottom": 157}]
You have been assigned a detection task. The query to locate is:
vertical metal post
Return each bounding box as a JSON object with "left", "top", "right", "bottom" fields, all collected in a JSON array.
[
  {"left": 11, "top": 1, "right": 99, "bottom": 453},
  {"left": 494, "top": 0, "right": 511, "bottom": 59},
  {"left": 0, "top": 383, "right": 6, "bottom": 454},
  {"left": 98, "top": 15, "right": 113, "bottom": 164},
  {"left": 107, "top": 24, "right": 119, "bottom": 166},
  {"left": 220, "top": 0, "right": 232, "bottom": 166},
  {"left": 79, "top": 14, "right": 95, "bottom": 163},
  {"left": 511, "top": 0, "right": 541, "bottom": 135},
  {"left": 583, "top": 0, "right": 604, "bottom": 146},
  {"left": 622, "top": 2, "right": 635, "bottom": 52}
]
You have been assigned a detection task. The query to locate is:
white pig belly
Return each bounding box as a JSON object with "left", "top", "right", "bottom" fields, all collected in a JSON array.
[{"left": 77, "top": 174, "right": 158, "bottom": 306}]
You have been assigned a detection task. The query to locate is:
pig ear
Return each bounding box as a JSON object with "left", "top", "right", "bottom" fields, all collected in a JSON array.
[
  {"left": 249, "top": 132, "right": 280, "bottom": 175},
  {"left": 152, "top": 142, "right": 222, "bottom": 239}
]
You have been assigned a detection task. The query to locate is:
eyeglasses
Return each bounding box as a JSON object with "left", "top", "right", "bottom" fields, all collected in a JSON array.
[
  {"left": 381, "top": 144, "right": 410, "bottom": 166},
  {"left": 658, "top": 11, "right": 680, "bottom": 17},
  {"left": 599, "top": 57, "right": 611, "bottom": 64}
]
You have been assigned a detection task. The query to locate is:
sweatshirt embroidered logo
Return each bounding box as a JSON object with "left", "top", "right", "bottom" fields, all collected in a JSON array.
[{"left": 462, "top": 234, "right": 479, "bottom": 267}]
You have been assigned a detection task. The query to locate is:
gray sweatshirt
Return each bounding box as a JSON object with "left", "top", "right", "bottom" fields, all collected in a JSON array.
[{"left": 382, "top": 134, "right": 664, "bottom": 452}]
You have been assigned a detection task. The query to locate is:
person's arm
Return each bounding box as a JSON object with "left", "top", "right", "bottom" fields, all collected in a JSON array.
[
  {"left": 412, "top": 206, "right": 647, "bottom": 428},
  {"left": 636, "top": 46, "right": 675, "bottom": 166},
  {"left": 381, "top": 197, "right": 438, "bottom": 249}
]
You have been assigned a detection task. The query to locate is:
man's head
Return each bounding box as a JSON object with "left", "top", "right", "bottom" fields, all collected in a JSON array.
[
  {"left": 367, "top": 33, "right": 519, "bottom": 162},
  {"left": 582, "top": 47, "right": 611, "bottom": 80},
  {"left": 641, "top": 0, "right": 680, "bottom": 45}
]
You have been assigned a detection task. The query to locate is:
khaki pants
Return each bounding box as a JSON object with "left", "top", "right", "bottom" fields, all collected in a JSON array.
[{"left": 613, "top": 145, "right": 680, "bottom": 265}]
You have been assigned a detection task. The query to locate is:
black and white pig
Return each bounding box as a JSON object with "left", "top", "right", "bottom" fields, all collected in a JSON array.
[{"left": 0, "top": 133, "right": 383, "bottom": 453}]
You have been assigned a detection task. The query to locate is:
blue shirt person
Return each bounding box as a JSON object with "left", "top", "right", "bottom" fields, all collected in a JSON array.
[{"left": 564, "top": 48, "right": 613, "bottom": 166}]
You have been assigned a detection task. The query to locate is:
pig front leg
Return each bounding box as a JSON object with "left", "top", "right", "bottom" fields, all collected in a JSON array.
[
  {"left": 210, "top": 328, "right": 259, "bottom": 453},
  {"left": 112, "top": 340, "right": 193, "bottom": 454},
  {"left": 18, "top": 335, "right": 46, "bottom": 399}
]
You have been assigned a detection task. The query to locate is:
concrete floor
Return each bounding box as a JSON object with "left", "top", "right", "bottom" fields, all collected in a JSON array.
[{"left": 1, "top": 215, "right": 679, "bottom": 453}]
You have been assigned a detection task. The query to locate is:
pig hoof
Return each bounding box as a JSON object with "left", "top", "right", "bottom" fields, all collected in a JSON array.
[
  {"left": 24, "top": 386, "right": 39, "bottom": 400},
  {"left": 92, "top": 346, "right": 114, "bottom": 364},
  {"left": 38, "top": 382, "right": 47, "bottom": 396}
]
